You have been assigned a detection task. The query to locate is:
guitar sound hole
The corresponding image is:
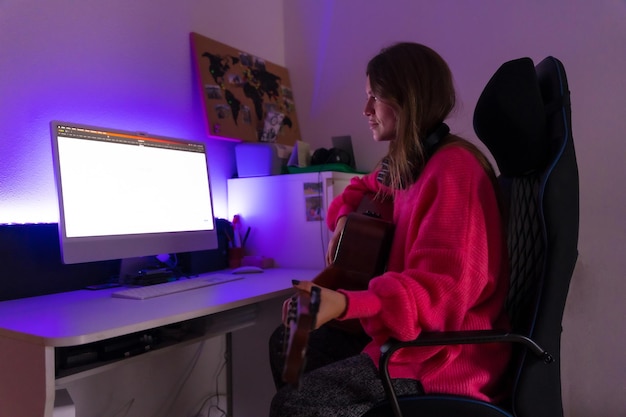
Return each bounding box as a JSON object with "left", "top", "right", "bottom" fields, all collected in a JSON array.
[{"left": 363, "top": 210, "right": 381, "bottom": 218}]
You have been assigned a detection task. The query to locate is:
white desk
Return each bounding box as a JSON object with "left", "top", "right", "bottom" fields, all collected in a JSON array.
[{"left": 0, "top": 268, "right": 318, "bottom": 417}]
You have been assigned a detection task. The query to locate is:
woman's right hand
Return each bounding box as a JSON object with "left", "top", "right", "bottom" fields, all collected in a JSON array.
[
  {"left": 281, "top": 281, "right": 347, "bottom": 329},
  {"left": 326, "top": 216, "right": 347, "bottom": 265}
]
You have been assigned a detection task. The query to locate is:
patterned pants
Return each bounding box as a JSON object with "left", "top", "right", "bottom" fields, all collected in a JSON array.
[{"left": 268, "top": 324, "right": 423, "bottom": 417}]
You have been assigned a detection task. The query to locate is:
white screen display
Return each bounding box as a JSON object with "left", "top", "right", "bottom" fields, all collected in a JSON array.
[
  {"left": 51, "top": 122, "right": 218, "bottom": 264},
  {"left": 57, "top": 136, "right": 214, "bottom": 237}
]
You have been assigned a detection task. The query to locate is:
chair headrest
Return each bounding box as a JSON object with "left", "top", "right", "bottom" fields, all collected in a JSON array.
[{"left": 473, "top": 57, "right": 550, "bottom": 176}]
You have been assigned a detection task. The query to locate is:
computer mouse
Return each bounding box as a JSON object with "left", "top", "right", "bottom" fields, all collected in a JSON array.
[{"left": 231, "top": 265, "right": 264, "bottom": 274}]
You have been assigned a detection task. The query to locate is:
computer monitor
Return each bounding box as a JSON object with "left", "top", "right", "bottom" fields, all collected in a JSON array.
[{"left": 50, "top": 121, "right": 218, "bottom": 265}]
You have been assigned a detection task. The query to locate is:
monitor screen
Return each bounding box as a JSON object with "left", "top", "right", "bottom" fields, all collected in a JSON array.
[{"left": 50, "top": 121, "right": 218, "bottom": 264}]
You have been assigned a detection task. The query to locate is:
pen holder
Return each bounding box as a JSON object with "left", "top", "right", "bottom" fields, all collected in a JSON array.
[
  {"left": 228, "top": 247, "right": 244, "bottom": 268},
  {"left": 241, "top": 255, "right": 275, "bottom": 269}
]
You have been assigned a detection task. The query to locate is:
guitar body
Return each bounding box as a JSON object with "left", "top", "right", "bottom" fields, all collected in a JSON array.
[{"left": 313, "top": 195, "right": 394, "bottom": 333}]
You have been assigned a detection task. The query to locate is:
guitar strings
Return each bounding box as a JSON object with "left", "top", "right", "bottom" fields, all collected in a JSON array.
[{"left": 282, "top": 295, "right": 298, "bottom": 358}]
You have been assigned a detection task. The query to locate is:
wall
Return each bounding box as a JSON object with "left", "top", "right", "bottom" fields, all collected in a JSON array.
[
  {"left": 0, "top": 0, "right": 285, "bottom": 416},
  {"left": 0, "top": 0, "right": 286, "bottom": 223},
  {"left": 283, "top": 1, "right": 626, "bottom": 416}
]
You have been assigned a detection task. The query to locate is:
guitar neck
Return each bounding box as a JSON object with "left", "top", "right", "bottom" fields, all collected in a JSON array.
[{"left": 282, "top": 287, "right": 321, "bottom": 387}]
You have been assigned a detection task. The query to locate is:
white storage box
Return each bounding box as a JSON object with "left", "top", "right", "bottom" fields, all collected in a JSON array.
[{"left": 235, "top": 143, "right": 284, "bottom": 177}]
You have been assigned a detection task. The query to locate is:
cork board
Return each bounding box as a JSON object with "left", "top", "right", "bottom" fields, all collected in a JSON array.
[{"left": 190, "top": 32, "right": 301, "bottom": 145}]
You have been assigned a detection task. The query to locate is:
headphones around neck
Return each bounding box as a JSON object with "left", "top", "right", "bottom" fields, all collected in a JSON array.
[
  {"left": 377, "top": 122, "right": 450, "bottom": 187},
  {"left": 423, "top": 122, "right": 450, "bottom": 156}
]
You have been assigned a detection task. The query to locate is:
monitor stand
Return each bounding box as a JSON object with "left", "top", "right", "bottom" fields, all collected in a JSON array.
[{"left": 118, "top": 256, "right": 176, "bottom": 286}]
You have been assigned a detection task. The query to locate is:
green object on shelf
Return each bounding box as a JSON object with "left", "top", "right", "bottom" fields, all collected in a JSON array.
[{"left": 284, "top": 163, "right": 365, "bottom": 174}]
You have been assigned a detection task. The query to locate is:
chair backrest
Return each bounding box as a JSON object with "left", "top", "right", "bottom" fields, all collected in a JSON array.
[{"left": 474, "top": 56, "right": 579, "bottom": 417}]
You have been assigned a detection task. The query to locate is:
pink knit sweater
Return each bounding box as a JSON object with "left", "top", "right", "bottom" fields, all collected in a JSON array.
[{"left": 326, "top": 145, "right": 511, "bottom": 402}]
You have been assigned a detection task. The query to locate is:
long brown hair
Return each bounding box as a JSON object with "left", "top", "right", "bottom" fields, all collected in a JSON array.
[{"left": 366, "top": 42, "right": 498, "bottom": 189}]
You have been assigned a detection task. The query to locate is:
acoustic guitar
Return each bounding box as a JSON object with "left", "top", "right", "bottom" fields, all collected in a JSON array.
[
  {"left": 313, "top": 195, "right": 394, "bottom": 333},
  {"left": 282, "top": 195, "right": 394, "bottom": 386}
]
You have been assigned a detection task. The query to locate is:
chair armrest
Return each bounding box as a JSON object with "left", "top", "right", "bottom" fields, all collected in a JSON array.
[
  {"left": 377, "top": 330, "right": 553, "bottom": 417},
  {"left": 380, "top": 330, "right": 553, "bottom": 364}
]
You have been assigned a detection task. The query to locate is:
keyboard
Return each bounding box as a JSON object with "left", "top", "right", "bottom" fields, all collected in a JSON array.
[{"left": 111, "top": 274, "right": 243, "bottom": 300}]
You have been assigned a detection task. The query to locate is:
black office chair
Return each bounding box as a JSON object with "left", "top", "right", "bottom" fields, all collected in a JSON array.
[{"left": 363, "top": 56, "right": 579, "bottom": 417}]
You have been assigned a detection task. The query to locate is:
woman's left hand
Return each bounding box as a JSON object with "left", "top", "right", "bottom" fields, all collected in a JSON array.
[{"left": 291, "top": 280, "right": 347, "bottom": 329}]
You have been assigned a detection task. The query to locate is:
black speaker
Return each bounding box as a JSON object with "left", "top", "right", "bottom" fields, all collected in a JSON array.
[
  {"left": 331, "top": 135, "right": 356, "bottom": 169},
  {"left": 311, "top": 147, "right": 352, "bottom": 166}
]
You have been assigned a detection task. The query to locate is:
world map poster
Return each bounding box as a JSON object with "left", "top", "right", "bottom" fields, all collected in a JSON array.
[{"left": 190, "top": 32, "right": 301, "bottom": 145}]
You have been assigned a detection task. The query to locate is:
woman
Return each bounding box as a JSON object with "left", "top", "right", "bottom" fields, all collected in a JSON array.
[{"left": 269, "top": 42, "right": 511, "bottom": 417}]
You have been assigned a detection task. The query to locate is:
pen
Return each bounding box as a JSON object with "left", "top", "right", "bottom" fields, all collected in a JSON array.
[
  {"left": 242, "top": 226, "right": 251, "bottom": 248},
  {"left": 232, "top": 215, "right": 242, "bottom": 247},
  {"left": 224, "top": 230, "right": 233, "bottom": 247}
]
